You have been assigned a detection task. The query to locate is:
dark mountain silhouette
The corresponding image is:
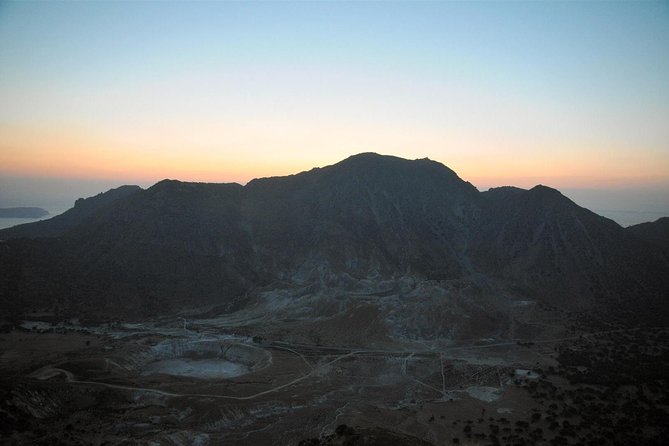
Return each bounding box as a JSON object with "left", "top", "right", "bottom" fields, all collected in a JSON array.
[
  {"left": 472, "top": 185, "right": 668, "bottom": 315},
  {"left": 0, "top": 207, "right": 49, "bottom": 218},
  {"left": 0, "top": 153, "right": 667, "bottom": 324},
  {"left": 628, "top": 217, "right": 669, "bottom": 254},
  {"left": 0, "top": 185, "right": 141, "bottom": 239}
]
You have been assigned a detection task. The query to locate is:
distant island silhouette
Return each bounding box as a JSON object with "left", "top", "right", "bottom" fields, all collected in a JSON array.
[{"left": 0, "top": 207, "right": 49, "bottom": 218}]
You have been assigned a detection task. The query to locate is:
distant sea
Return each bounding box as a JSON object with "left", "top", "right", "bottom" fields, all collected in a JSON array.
[
  {"left": 594, "top": 210, "right": 668, "bottom": 228},
  {"left": 0, "top": 207, "right": 68, "bottom": 230},
  {"left": 561, "top": 188, "right": 669, "bottom": 228}
]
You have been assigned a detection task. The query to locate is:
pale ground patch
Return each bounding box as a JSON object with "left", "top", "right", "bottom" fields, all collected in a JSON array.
[
  {"left": 462, "top": 385, "right": 502, "bottom": 402},
  {"left": 142, "top": 358, "right": 250, "bottom": 379}
]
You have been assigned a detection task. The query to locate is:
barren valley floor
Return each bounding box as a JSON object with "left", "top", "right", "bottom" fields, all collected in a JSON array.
[{"left": 2, "top": 312, "right": 668, "bottom": 445}]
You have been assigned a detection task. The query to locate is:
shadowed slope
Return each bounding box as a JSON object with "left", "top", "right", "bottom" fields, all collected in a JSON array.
[
  {"left": 0, "top": 153, "right": 667, "bottom": 324},
  {"left": 628, "top": 217, "right": 669, "bottom": 254},
  {"left": 473, "top": 185, "right": 669, "bottom": 320},
  {"left": 0, "top": 185, "right": 142, "bottom": 240}
]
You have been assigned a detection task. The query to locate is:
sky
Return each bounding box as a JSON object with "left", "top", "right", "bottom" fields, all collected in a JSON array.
[{"left": 0, "top": 1, "right": 668, "bottom": 225}]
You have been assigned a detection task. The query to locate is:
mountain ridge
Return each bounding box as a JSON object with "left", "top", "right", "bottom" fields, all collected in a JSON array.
[
  {"left": 0, "top": 153, "right": 667, "bottom": 327},
  {"left": 0, "top": 185, "right": 142, "bottom": 240}
]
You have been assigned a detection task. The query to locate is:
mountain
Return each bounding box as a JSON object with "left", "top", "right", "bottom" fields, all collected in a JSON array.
[
  {"left": 0, "top": 153, "right": 667, "bottom": 328},
  {"left": 0, "top": 185, "right": 141, "bottom": 239},
  {"left": 242, "top": 153, "right": 480, "bottom": 280},
  {"left": 628, "top": 217, "right": 669, "bottom": 254},
  {"left": 472, "top": 185, "right": 669, "bottom": 318},
  {"left": 0, "top": 207, "right": 49, "bottom": 218}
]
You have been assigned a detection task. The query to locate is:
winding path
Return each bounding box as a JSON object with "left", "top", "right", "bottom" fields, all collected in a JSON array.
[{"left": 27, "top": 326, "right": 650, "bottom": 401}]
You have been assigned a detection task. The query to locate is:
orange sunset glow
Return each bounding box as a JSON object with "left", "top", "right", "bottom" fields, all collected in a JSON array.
[{"left": 1, "top": 1, "right": 668, "bottom": 226}]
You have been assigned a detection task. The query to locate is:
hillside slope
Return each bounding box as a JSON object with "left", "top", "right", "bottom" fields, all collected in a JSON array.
[
  {"left": 0, "top": 154, "right": 667, "bottom": 325},
  {"left": 0, "top": 185, "right": 142, "bottom": 240}
]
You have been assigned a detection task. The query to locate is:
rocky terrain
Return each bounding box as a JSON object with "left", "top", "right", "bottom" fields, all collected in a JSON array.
[
  {"left": 1, "top": 153, "right": 667, "bottom": 324},
  {"left": 0, "top": 153, "right": 668, "bottom": 445}
]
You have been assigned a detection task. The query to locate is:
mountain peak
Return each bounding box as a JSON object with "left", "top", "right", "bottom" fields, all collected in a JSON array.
[
  {"left": 334, "top": 152, "right": 410, "bottom": 169},
  {"left": 526, "top": 184, "right": 573, "bottom": 205},
  {"left": 336, "top": 152, "right": 444, "bottom": 169},
  {"left": 324, "top": 152, "right": 460, "bottom": 181},
  {"left": 529, "top": 184, "right": 561, "bottom": 194}
]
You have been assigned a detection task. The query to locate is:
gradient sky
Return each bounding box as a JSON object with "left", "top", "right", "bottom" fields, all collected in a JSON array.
[{"left": 1, "top": 1, "right": 668, "bottom": 219}]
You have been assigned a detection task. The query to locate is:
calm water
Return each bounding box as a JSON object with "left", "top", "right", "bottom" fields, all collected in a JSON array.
[{"left": 0, "top": 208, "right": 68, "bottom": 230}]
